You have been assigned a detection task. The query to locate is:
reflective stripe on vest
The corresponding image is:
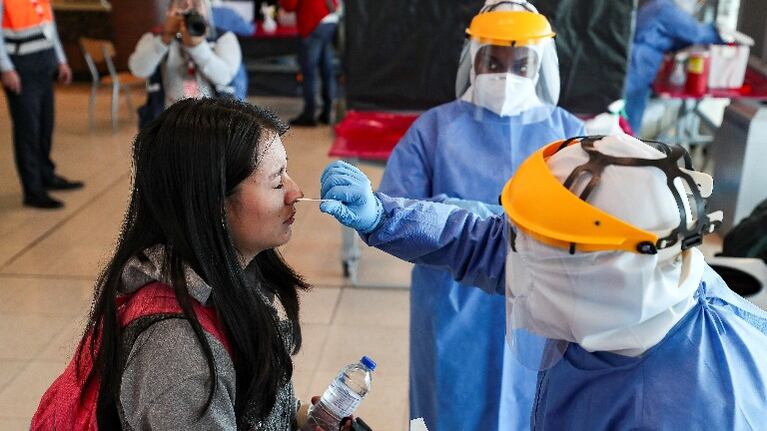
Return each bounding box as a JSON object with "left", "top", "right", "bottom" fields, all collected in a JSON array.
[
  {"left": 4, "top": 37, "right": 53, "bottom": 55},
  {"left": 2, "top": 0, "right": 53, "bottom": 32}
]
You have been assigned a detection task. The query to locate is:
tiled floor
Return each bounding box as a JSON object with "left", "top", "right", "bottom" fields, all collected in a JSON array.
[{"left": 0, "top": 86, "right": 413, "bottom": 430}]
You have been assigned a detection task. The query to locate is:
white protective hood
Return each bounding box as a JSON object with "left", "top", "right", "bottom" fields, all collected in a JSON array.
[{"left": 507, "top": 134, "right": 706, "bottom": 357}]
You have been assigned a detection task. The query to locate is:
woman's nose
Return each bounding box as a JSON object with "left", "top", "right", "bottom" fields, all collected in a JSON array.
[{"left": 284, "top": 176, "right": 304, "bottom": 204}]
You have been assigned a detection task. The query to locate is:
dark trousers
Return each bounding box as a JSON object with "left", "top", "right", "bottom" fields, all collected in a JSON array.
[
  {"left": 3, "top": 48, "right": 58, "bottom": 198},
  {"left": 298, "top": 22, "right": 337, "bottom": 117}
]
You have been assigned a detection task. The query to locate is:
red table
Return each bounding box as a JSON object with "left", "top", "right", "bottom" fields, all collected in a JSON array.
[
  {"left": 654, "top": 64, "right": 767, "bottom": 100},
  {"left": 651, "top": 62, "right": 767, "bottom": 151},
  {"left": 327, "top": 111, "right": 421, "bottom": 283},
  {"left": 329, "top": 111, "right": 420, "bottom": 160},
  {"left": 253, "top": 25, "right": 299, "bottom": 39}
]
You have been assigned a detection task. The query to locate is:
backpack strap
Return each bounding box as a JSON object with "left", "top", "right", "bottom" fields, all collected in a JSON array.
[
  {"left": 31, "top": 282, "right": 232, "bottom": 431},
  {"left": 118, "top": 282, "right": 232, "bottom": 356}
]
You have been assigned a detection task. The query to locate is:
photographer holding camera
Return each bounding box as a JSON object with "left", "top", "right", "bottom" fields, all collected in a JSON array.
[{"left": 129, "top": 0, "right": 241, "bottom": 110}]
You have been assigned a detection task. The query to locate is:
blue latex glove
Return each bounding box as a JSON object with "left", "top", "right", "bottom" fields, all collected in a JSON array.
[{"left": 320, "top": 161, "right": 384, "bottom": 233}]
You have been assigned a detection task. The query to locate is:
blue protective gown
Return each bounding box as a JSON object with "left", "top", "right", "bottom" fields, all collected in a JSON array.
[
  {"left": 360, "top": 195, "right": 767, "bottom": 430},
  {"left": 377, "top": 100, "right": 584, "bottom": 430},
  {"left": 624, "top": 0, "right": 721, "bottom": 133}
]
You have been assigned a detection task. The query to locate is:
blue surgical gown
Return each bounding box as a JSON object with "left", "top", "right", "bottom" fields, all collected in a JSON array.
[
  {"left": 377, "top": 100, "right": 584, "bottom": 430},
  {"left": 624, "top": 0, "right": 721, "bottom": 133},
  {"left": 361, "top": 195, "right": 767, "bottom": 430}
]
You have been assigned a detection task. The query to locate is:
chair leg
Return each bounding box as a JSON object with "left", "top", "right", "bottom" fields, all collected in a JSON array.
[
  {"left": 111, "top": 83, "right": 119, "bottom": 132},
  {"left": 123, "top": 85, "right": 134, "bottom": 117},
  {"left": 89, "top": 84, "right": 98, "bottom": 130}
]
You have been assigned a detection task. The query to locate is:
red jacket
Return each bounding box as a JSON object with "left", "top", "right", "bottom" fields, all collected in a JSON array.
[{"left": 280, "top": 0, "right": 338, "bottom": 38}]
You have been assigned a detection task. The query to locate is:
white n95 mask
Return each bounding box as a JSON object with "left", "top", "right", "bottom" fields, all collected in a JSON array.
[{"left": 472, "top": 73, "right": 542, "bottom": 117}]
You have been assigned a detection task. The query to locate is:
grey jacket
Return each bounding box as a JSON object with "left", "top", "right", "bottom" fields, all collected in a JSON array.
[{"left": 118, "top": 246, "right": 298, "bottom": 430}]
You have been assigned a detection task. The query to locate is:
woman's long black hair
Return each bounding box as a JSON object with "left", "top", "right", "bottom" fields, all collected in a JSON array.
[{"left": 77, "top": 98, "right": 308, "bottom": 427}]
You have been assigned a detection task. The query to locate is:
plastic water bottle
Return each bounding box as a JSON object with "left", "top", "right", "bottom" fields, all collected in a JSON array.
[{"left": 301, "top": 356, "right": 376, "bottom": 431}]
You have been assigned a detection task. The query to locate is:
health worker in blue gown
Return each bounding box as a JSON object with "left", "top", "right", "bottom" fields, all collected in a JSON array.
[
  {"left": 318, "top": 134, "right": 767, "bottom": 430},
  {"left": 377, "top": 2, "right": 583, "bottom": 429},
  {"left": 624, "top": 0, "right": 723, "bottom": 133}
]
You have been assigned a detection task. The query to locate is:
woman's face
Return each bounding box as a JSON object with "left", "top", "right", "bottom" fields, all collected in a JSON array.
[{"left": 225, "top": 135, "right": 303, "bottom": 263}]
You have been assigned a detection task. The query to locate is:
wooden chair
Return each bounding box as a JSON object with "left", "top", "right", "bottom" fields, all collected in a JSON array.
[{"left": 79, "top": 38, "right": 145, "bottom": 131}]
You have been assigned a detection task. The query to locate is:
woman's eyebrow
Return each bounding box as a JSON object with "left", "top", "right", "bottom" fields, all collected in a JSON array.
[{"left": 270, "top": 166, "right": 286, "bottom": 179}]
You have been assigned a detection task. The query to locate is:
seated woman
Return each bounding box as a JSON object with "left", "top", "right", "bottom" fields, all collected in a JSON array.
[
  {"left": 129, "top": 0, "right": 242, "bottom": 108},
  {"left": 33, "top": 98, "right": 323, "bottom": 430}
]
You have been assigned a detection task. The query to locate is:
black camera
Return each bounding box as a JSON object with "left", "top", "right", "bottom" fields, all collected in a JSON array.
[{"left": 183, "top": 10, "right": 207, "bottom": 37}]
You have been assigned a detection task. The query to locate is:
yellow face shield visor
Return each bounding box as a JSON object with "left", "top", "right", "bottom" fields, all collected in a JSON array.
[
  {"left": 500, "top": 137, "right": 722, "bottom": 255},
  {"left": 465, "top": 10, "right": 555, "bottom": 47}
]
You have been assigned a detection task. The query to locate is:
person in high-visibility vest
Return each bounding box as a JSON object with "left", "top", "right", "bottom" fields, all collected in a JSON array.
[{"left": 1, "top": 0, "right": 83, "bottom": 209}]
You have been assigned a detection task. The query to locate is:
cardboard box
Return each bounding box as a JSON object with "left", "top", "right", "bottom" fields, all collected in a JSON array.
[
  {"left": 709, "top": 44, "right": 750, "bottom": 89},
  {"left": 708, "top": 30, "right": 755, "bottom": 89}
]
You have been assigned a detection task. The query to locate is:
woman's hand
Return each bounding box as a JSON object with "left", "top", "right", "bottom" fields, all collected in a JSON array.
[
  {"left": 307, "top": 396, "right": 354, "bottom": 431},
  {"left": 337, "top": 417, "right": 354, "bottom": 431}
]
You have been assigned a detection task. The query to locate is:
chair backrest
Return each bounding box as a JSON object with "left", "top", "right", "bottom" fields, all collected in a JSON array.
[{"left": 79, "top": 38, "right": 118, "bottom": 83}]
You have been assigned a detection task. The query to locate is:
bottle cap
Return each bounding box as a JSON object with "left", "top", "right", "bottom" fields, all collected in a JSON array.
[{"left": 360, "top": 356, "right": 376, "bottom": 371}]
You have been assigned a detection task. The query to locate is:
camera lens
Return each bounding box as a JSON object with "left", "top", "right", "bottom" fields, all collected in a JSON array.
[{"left": 183, "top": 11, "right": 207, "bottom": 37}]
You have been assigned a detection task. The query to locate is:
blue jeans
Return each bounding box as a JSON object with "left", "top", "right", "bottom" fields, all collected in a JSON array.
[{"left": 298, "top": 22, "right": 337, "bottom": 117}]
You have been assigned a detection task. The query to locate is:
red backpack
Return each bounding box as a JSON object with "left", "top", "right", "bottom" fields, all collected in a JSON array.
[{"left": 30, "top": 282, "right": 231, "bottom": 430}]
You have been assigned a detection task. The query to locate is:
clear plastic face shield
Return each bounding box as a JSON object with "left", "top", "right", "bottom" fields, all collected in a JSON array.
[
  {"left": 463, "top": 41, "right": 554, "bottom": 123},
  {"left": 504, "top": 225, "right": 573, "bottom": 370},
  {"left": 503, "top": 135, "right": 721, "bottom": 370},
  {"left": 456, "top": 0, "right": 560, "bottom": 117}
]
